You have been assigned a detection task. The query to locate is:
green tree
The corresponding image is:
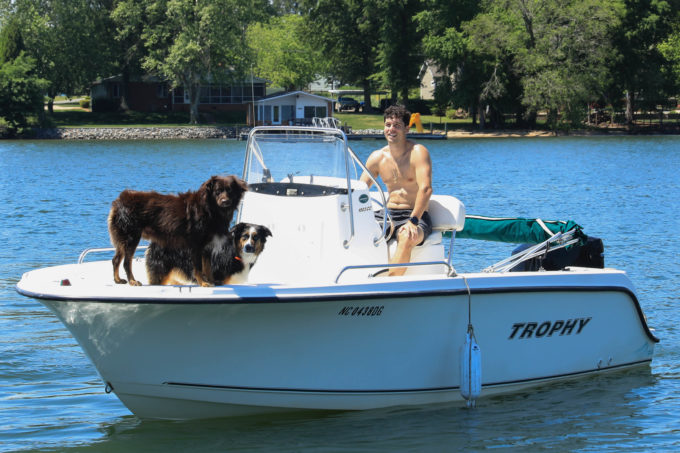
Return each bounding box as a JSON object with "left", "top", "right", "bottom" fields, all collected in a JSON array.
[
  {"left": 612, "top": 0, "right": 679, "bottom": 127},
  {"left": 417, "top": 1, "right": 489, "bottom": 126},
  {"left": 8, "top": 0, "right": 116, "bottom": 113},
  {"left": 0, "top": 52, "right": 48, "bottom": 136},
  {"left": 373, "top": 0, "right": 424, "bottom": 104},
  {"left": 141, "top": 0, "right": 270, "bottom": 124},
  {"left": 247, "top": 15, "right": 322, "bottom": 91},
  {"left": 111, "top": 0, "right": 148, "bottom": 111},
  {"left": 0, "top": 16, "right": 25, "bottom": 63},
  {"left": 302, "top": 0, "right": 380, "bottom": 109},
  {"left": 659, "top": 24, "right": 680, "bottom": 86},
  {"left": 463, "top": 0, "right": 623, "bottom": 129}
]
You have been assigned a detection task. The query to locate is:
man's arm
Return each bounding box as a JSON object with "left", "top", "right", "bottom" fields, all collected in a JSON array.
[
  {"left": 360, "top": 150, "right": 382, "bottom": 188},
  {"left": 410, "top": 144, "right": 432, "bottom": 220}
]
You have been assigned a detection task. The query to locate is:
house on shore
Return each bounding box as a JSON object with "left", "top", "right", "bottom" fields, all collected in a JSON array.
[
  {"left": 91, "top": 75, "right": 334, "bottom": 125},
  {"left": 253, "top": 91, "right": 334, "bottom": 126},
  {"left": 418, "top": 61, "right": 452, "bottom": 101}
]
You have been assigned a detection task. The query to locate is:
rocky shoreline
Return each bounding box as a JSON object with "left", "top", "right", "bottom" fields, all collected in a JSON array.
[
  {"left": 17, "top": 125, "right": 678, "bottom": 140},
  {"left": 32, "top": 126, "right": 244, "bottom": 140}
]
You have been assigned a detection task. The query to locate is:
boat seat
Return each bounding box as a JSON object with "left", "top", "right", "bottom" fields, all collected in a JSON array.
[
  {"left": 373, "top": 194, "right": 466, "bottom": 240},
  {"left": 384, "top": 195, "right": 465, "bottom": 275},
  {"left": 428, "top": 194, "right": 466, "bottom": 233}
]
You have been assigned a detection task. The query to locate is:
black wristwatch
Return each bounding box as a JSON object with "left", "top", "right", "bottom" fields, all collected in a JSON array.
[{"left": 409, "top": 216, "right": 419, "bottom": 226}]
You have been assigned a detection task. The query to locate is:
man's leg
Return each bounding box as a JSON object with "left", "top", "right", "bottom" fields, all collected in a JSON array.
[{"left": 389, "top": 225, "right": 425, "bottom": 276}]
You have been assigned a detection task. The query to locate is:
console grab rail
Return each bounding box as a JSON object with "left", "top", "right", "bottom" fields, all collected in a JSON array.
[{"left": 335, "top": 260, "right": 454, "bottom": 284}]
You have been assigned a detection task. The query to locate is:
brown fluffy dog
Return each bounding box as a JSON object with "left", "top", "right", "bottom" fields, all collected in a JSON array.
[{"left": 107, "top": 175, "right": 248, "bottom": 286}]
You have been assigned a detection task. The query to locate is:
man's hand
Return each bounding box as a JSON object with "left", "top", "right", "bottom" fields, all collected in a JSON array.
[{"left": 398, "top": 221, "right": 421, "bottom": 244}]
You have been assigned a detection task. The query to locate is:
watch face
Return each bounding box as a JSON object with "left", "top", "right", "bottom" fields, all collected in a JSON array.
[{"left": 410, "top": 216, "right": 419, "bottom": 225}]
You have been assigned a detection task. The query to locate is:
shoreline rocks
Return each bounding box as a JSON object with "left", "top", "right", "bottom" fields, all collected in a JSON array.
[
  {"left": 18, "top": 125, "right": 680, "bottom": 140},
  {"left": 32, "top": 126, "right": 243, "bottom": 140}
]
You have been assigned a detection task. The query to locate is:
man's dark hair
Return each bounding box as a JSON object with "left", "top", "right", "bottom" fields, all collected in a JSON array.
[{"left": 384, "top": 104, "right": 411, "bottom": 127}]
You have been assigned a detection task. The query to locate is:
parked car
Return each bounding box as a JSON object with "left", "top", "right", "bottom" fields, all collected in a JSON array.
[{"left": 335, "top": 97, "right": 360, "bottom": 112}]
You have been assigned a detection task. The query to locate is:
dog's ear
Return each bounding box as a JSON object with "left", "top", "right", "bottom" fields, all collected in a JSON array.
[
  {"left": 232, "top": 176, "right": 248, "bottom": 194},
  {"left": 199, "top": 176, "right": 217, "bottom": 202},
  {"left": 259, "top": 225, "right": 273, "bottom": 238},
  {"left": 229, "top": 222, "right": 246, "bottom": 236},
  {"left": 207, "top": 175, "right": 219, "bottom": 191}
]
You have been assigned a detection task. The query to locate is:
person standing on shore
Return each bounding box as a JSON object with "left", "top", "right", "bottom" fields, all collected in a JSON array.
[{"left": 360, "top": 104, "right": 433, "bottom": 276}]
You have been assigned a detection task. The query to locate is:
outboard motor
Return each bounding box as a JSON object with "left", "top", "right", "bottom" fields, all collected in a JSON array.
[{"left": 510, "top": 235, "right": 604, "bottom": 271}]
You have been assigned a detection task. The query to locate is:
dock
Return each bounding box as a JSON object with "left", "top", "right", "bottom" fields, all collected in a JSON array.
[{"left": 348, "top": 132, "right": 447, "bottom": 140}]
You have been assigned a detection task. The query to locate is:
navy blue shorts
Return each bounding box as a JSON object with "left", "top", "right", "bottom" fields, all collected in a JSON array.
[{"left": 374, "top": 209, "right": 433, "bottom": 245}]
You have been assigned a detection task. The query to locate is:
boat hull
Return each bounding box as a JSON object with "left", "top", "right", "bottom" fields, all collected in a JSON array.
[{"left": 18, "top": 263, "right": 657, "bottom": 419}]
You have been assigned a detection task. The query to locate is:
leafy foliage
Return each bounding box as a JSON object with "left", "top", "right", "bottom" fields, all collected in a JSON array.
[
  {"left": 1, "top": 0, "right": 680, "bottom": 130},
  {"left": 7, "top": 0, "right": 115, "bottom": 111},
  {"left": 137, "top": 0, "right": 270, "bottom": 123},
  {"left": 372, "top": 0, "right": 424, "bottom": 103},
  {"left": 302, "top": 0, "right": 380, "bottom": 108},
  {"left": 247, "top": 15, "right": 322, "bottom": 90},
  {"left": 0, "top": 52, "right": 48, "bottom": 135}
]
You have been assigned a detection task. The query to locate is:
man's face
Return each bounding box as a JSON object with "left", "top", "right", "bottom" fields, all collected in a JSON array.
[{"left": 384, "top": 116, "right": 406, "bottom": 143}]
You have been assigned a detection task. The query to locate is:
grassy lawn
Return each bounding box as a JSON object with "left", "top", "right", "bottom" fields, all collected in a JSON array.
[
  {"left": 46, "top": 106, "right": 473, "bottom": 131},
  {"left": 335, "top": 112, "right": 474, "bottom": 132},
  {"left": 46, "top": 102, "right": 570, "bottom": 132}
]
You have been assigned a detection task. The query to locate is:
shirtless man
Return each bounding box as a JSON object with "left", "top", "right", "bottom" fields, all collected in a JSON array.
[{"left": 360, "top": 104, "right": 433, "bottom": 276}]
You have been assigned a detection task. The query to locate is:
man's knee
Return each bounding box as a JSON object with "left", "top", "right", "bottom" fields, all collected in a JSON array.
[{"left": 396, "top": 227, "right": 423, "bottom": 249}]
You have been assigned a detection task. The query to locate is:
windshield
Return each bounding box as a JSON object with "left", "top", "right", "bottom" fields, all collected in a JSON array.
[{"left": 243, "top": 127, "right": 359, "bottom": 188}]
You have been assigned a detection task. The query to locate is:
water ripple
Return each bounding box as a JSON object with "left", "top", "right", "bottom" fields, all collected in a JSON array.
[{"left": 2, "top": 137, "right": 680, "bottom": 451}]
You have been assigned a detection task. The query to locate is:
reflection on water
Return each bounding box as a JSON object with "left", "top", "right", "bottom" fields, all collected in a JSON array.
[
  {"left": 1, "top": 137, "right": 680, "bottom": 451},
  {"left": 47, "top": 368, "right": 657, "bottom": 452}
]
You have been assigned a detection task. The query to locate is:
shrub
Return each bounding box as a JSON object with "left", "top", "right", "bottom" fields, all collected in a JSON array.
[
  {"left": 79, "top": 97, "right": 90, "bottom": 109},
  {"left": 0, "top": 53, "right": 48, "bottom": 136},
  {"left": 92, "top": 98, "right": 118, "bottom": 112},
  {"left": 405, "top": 99, "right": 432, "bottom": 115}
]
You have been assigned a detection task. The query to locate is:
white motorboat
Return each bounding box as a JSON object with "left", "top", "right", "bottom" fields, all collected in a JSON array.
[{"left": 16, "top": 126, "right": 658, "bottom": 420}]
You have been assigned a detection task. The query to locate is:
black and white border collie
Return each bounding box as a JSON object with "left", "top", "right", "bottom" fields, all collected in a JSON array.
[{"left": 146, "top": 222, "right": 272, "bottom": 286}]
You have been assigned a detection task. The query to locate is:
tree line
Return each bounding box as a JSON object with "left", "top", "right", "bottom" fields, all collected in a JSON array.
[{"left": 1, "top": 0, "right": 680, "bottom": 133}]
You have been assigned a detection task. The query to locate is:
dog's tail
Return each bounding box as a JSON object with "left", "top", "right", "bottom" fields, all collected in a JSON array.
[{"left": 108, "top": 198, "right": 134, "bottom": 232}]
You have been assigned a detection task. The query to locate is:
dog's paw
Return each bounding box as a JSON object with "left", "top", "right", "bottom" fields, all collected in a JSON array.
[
  {"left": 199, "top": 281, "right": 214, "bottom": 287},
  {"left": 114, "top": 279, "right": 128, "bottom": 284},
  {"left": 129, "top": 280, "right": 142, "bottom": 286}
]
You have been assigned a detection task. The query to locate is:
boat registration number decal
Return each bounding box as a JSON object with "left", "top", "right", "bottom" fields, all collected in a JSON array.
[
  {"left": 338, "top": 306, "right": 384, "bottom": 317},
  {"left": 508, "top": 317, "right": 591, "bottom": 339}
]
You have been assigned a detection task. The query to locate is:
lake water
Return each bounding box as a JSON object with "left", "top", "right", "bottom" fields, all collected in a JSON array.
[{"left": 1, "top": 135, "right": 679, "bottom": 451}]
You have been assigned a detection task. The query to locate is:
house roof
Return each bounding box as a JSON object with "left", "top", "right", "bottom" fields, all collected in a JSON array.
[
  {"left": 255, "top": 90, "right": 334, "bottom": 103},
  {"left": 92, "top": 73, "right": 269, "bottom": 85},
  {"left": 418, "top": 61, "right": 447, "bottom": 80}
]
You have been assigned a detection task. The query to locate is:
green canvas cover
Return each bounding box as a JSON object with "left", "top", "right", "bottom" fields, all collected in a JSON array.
[{"left": 454, "top": 215, "right": 583, "bottom": 244}]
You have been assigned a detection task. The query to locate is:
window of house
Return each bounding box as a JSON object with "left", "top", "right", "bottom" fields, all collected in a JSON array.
[
  {"left": 273, "top": 105, "right": 279, "bottom": 123},
  {"left": 200, "top": 86, "right": 210, "bottom": 104},
  {"left": 221, "top": 86, "right": 231, "bottom": 103},
  {"left": 281, "top": 105, "right": 294, "bottom": 123},
  {"left": 173, "top": 88, "right": 185, "bottom": 104},
  {"left": 210, "top": 86, "right": 221, "bottom": 103},
  {"left": 157, "top": 83, "right": 168, "bottom": 98},
  {"left": 304, "top": 106, "right": 326, "bottom": 118},
  {"left": 232, "top": 85, "right": 242, "bottom": 104},
  {"left": 111, "top": 83, "right": 121, "bottom": 99},
  {"left": 175, "top": 83, "right": 264, "bottom": 105}
]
